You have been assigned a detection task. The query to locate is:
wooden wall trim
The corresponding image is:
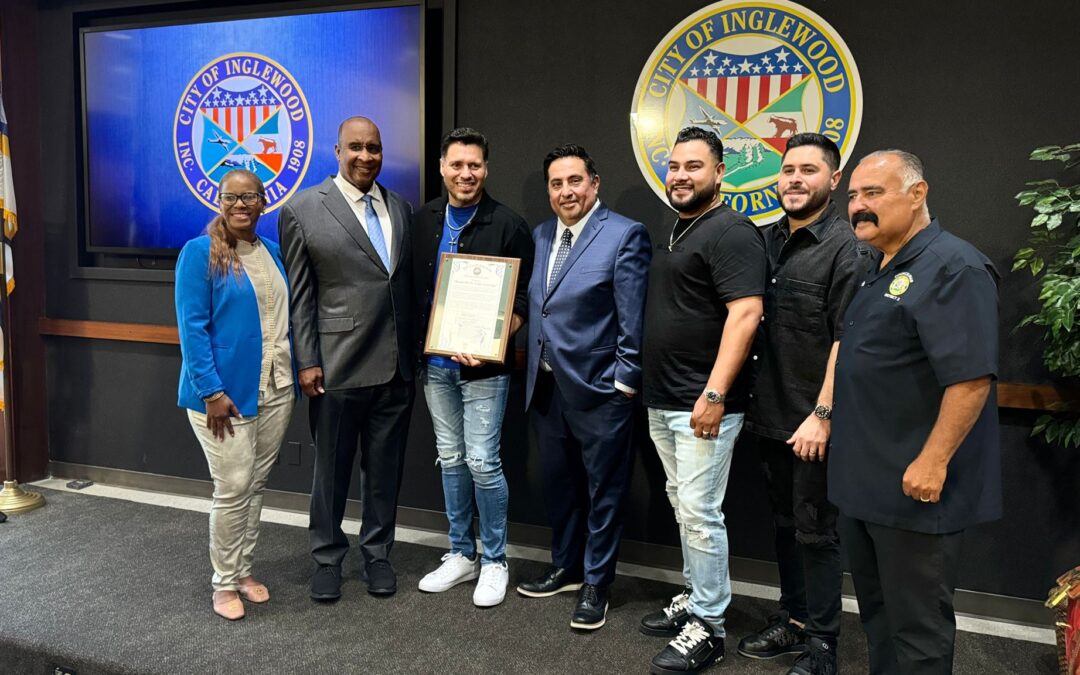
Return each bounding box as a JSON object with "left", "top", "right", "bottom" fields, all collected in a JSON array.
[
  {"left": 39, "top": 318, "right": 179, "bottom": 345},
  {"left": 38, "top": 318, "right": 1077, "bottom": 412},
  {"left": 997, "top": 383, "right": 1080, "bottom": 413}
]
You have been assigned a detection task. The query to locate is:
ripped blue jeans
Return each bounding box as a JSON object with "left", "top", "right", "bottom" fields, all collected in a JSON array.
[
  {"left": 423, "top": 365, "right": 510, "bottom": 564},
  {"left": 648, "top": 408, "right": 744, "bottom": 637}
]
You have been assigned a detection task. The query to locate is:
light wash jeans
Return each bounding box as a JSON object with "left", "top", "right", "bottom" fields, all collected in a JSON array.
[
  {"left": 188, "top": 380, "right": 294, "bottom": 591},
  {"left": 648, "top": 408, "right": 744, "bottom": 636},
  {"left": 423, "top": 365, "right": 511, "bottom": 565}
]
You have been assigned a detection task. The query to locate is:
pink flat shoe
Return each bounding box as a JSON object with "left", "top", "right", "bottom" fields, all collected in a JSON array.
[
  {"left": 212, "top": 592, "right": 245, "bottom": 620},
  {"left": 237, "top": 581, "right": 270, "bottom": 604}
]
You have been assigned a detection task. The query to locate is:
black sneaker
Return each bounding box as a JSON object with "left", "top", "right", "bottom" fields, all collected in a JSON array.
[
  {"left": 640, "top": 588, "right": 692, "bottom": 637},
  {"left": 516, "top": 566, "right": 584, "bottom": 598},
  {"left": 650, "top": 617, "right": 725, "bottom": 674},
  {"left": 570, "top": 583, "right": 609, "bottom": 630},
  {"left": 310, "top": 565, "right": 342, "bottom": 602},
  {"left": 786, "top": 637, "right": 837, "bottom": 675},
  {"left": 736, "top": 612, "right": 807, "bottom": 659},
  {"left": 365, "top": 559, "right": 397, "bottom": 596}
]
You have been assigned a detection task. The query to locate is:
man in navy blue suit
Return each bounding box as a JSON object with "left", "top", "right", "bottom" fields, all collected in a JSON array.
[{"left": 516, "top": 144, "right": 651, "bottom": 631}]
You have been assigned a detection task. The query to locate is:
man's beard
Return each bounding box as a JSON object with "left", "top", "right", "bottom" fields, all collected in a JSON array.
[
  {"left": 782, "top": 185, "right": 830, "bottom": 220},
  {"left": 668, "top": 184, "right": 717, "bottom": 214}
]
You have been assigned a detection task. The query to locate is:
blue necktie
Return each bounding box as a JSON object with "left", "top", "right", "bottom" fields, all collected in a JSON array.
[
  {"left": 547, "top": 228, "right": 573, "bottom": 292},
  {"left": 541, "top": 228, "right": 574, "bottom": 366},
  {"left": 361, "top": 194, "right": 391, "bottom": 272}
]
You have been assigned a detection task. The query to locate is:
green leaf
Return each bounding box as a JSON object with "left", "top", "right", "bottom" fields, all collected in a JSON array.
[
  {"left": 1048, "top": 213, "right": 1065, "bottom": 230},
  {"left": 1032, "top": 213, "right": 1049, "bottom": 227},
  {"left": 1032, "top": 258, "right": 1045, "bottom": 275}
]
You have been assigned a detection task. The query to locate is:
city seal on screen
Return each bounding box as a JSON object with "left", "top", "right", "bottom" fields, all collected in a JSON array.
[
  {"left": 173, "top": 52, "right": 312, "bottom": 213},
  {"left": 629, "top": 0, "right": 862, "bottom": 224}
]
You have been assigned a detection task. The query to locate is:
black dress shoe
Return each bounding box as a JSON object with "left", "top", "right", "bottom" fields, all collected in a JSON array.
[
  {"left": 641, "top": 587, "right": 692, "bottom": 637},
  {"left": 736, "top": 612, "right": 807, "bottom": 659},
  {"left": 310, "top": 565, "right": 342, "bottom": 602},
  {"left": 570, "top": 583, "right": 609, "bottom": 630},
  {"left": 516, "top": 566, "right": 584, "bottom": 598},
  {"left": 365, "top": 559, "right": 397, "bottom": 596},
  {"left": 651, "top": 618, "right": 724, "bottom": 674},
  {"left": 786, "top": 637, "right": 837, "bottom": 675}
]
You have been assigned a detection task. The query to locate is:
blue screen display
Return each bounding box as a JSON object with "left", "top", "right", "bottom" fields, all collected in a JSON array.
[{"left": 82, "top": 5, "right": 421, "bottom": 251}]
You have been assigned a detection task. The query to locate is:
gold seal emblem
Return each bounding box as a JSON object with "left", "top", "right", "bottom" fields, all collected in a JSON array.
[{"left": 887, "top": 272, "right": 913, "bottom": 297}]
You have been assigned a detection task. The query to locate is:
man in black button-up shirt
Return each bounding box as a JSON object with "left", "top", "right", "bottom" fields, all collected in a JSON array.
[
  {"left": 740, "top": 134, "right": 864, "bottom": 674},
  {"left": 831, "top": 150, "right": 1000, "bottom": 675}
]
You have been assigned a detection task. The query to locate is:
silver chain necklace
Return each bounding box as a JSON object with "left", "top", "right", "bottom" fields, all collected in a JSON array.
[
  {"left": 445, "top": 205, "right": 478, "bottom": 249},
  {"left": 668, "top": 200, "right": 721, "bottom": 251}
]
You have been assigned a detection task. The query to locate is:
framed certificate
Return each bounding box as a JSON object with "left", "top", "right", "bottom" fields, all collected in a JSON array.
[{"left": 424, "top": 253, "right": 521, "bottom": 364}]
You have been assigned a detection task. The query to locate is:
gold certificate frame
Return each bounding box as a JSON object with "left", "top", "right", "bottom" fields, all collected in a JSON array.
[{"left": 424, "top": 253, "right": 521, "bottom": 364}]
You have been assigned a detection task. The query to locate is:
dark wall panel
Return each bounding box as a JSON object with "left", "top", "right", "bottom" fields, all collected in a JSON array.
[{"left": 32, "top": 0, "right": 1080, "bottom": 602}]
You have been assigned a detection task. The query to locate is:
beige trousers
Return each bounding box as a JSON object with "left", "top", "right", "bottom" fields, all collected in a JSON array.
[{"left": 188, "top": 381, "right": 294, "bottom": 591}]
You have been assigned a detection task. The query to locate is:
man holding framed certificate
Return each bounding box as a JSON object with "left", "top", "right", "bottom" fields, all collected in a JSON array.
[{"left": 412, "top": 128, "right": 534, "bottom": 607}]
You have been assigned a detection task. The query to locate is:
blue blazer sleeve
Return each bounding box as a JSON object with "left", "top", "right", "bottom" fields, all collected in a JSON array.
[
  {"left": 175, "top": 238, "right": 224, "bottom": 399},
  {"left": 612, "top": 221, "right": 652, "bottom": 390}
]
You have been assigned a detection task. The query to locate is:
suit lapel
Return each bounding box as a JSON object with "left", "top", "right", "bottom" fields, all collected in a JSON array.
[
  {"left": 545, "top": 205, "right": 607, "bottom": 298},
  {"left": 384, "top": 185, "right": 407, "bottom": 275},
  {"left": 320, "top": 179, "right": 388, "bottom": 274}
]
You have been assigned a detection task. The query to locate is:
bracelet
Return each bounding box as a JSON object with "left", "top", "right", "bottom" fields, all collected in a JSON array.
[{"left": 203, "top": 391, "right": 225, "bottom": 403}]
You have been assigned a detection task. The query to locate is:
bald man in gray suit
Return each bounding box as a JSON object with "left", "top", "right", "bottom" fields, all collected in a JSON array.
[{"left": 278, "top": 116, "right": 415, "bottom": 601}]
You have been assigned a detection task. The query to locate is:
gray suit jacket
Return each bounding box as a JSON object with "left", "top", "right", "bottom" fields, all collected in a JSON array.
[{"left": 278, "top": 176, "right": 414, "bottom": 390}]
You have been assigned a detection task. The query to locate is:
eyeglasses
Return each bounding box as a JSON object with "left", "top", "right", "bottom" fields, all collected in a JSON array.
[{"left": 219, "top": 192, "right": 264, "bottom": 206}]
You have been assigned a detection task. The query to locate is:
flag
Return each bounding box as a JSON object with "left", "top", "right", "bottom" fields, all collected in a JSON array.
[
  {"left": 0, "top": 84, "right": 16, "bottom": 413},
  {"left": 0, "top": 88, "right": 15, "bottom": 295},
  {"left": 680, "top": 47, "right": 809, "bottom": 124}
]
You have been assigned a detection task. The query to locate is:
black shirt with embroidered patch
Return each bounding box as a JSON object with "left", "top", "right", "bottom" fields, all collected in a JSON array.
[
  {"left": 643, "top": 204, "right": 766, "bottom": 411},
  {"left": 829, "top": 219, "right": 1002, "bottom": 534}
]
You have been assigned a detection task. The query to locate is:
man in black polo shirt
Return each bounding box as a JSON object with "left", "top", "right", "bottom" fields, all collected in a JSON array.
[
  {"left": 832, "top": 150, "right": 1001, "bottom": 674},
  {"left": 738, "top": 134, "right": 864, "bottom": 675},
  {"left": 641, "top": 126, "right": 766, "bottom": 675}
]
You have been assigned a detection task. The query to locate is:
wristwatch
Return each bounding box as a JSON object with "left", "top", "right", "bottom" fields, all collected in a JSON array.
[
  {"left": 704, "top": 389, "right": 726, "bottom": 405},
  {"left": 813, "top": 403, "right": 832, "bottom": 420}
]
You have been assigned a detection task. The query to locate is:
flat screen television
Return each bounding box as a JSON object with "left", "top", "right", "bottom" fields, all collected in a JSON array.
[{"left": 79, "top": 3, "right": 423, "bottom": 254}]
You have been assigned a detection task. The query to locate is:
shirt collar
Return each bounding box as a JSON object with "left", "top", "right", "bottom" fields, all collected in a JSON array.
[
  {"left": 557, "top": 199, "right": 601, "bottom": 239},
  {"left": 778, "top": 200, "right": 839, "bottom": 243},
  {"left": 869, "top": 218, "right": 943, "bottom": 277},
  {"left": 334, "top": 173, "right": 381, "bottom": 205}
]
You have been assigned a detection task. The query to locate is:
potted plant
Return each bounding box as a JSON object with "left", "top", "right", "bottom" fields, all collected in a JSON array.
[{"left": 1013, "top": 142, "right": 1080, "bottom": 675}]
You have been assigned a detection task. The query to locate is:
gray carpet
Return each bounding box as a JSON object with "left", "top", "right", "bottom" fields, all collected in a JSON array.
[{"left": 0, "top": 488, "right": 1057, "bottom": 674}]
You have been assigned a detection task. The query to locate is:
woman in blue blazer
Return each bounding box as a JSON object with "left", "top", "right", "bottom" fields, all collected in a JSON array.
[{"left": 175, "top": 168, "right": 297, "bottom": 620}]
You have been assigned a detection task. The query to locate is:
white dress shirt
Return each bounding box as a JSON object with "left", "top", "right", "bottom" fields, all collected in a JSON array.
[{"left": 333, "top": 173, "right": 393, "bottom": 263}]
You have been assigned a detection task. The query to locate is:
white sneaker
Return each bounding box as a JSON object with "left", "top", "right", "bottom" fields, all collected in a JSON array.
[
  {"left": 417, "top": 552, "right": 479, "bottom": 593},
  {"left": 472, "top": 561, "right": 509, "bottom": 607}
]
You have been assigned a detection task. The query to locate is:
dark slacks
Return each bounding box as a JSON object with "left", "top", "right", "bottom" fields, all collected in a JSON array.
[
  {"left": 308, "top": 373, "right": 415, "bottom": 567},
  {"left": 756, "top": 434, "right": 842, "bottom": 644},
  {"left": 840, "top": 515, "right": 964, "bottom": 675},
  {"left": 531, "top": 369, "right": 634, "bottom": 587}
]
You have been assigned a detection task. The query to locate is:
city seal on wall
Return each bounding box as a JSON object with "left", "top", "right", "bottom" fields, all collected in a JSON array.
[
  {"left": 173, "top": 53, "right": 312, "bottom": 212},
  {"left": 630, "top": 0, "right": 862, "bottom": 224}
]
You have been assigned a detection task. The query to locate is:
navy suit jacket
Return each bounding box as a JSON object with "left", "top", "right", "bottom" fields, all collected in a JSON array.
[{"left": 526, "top": 203, "right": 652, "bottom": 411}]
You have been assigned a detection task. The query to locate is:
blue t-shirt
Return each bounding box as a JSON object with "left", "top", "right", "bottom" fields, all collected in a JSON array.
[{"left": 428, "top": 203, "right": 479, "bottom": 370}]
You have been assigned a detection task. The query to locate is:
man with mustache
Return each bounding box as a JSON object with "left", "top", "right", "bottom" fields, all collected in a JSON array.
[
  {"left": 831, "top": 150, "right": 1001, "bottom": 674},
  {"left": 736, "top": 133, "right": 864, "bottom": 675},
  {"left": 518, "top": 144, "right": 651, "bottom": 632},
  {"left": 279, "top": 116, "right": 415, "bottom": 601},
  {"left": 412, "top": 128, "right": 534, "bottom": 607},
  {"left": 640, "top": 126, "right": 765, "bottom": 675}
]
